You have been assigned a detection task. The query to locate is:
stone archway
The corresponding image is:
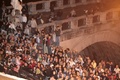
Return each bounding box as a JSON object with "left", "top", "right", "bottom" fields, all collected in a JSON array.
[
  {"left": 60, "top": 29, "right": 120, "bottom": 65},
  {"left": 60, "top": 30, "right": 120, "bottom": 52},
  {"left": 79, "top": 41, "right": 120, "bottom": 65}
]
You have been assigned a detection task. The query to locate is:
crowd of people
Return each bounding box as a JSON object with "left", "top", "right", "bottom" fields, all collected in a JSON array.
[
  {"left": 0, "top": 31, "right": 120, "bottom": 80},
  {"left": 0, "top": 0, "right": 120, "bottom": 80}
]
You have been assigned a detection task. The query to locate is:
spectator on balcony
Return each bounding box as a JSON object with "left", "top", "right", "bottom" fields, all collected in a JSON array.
[
  {"left": 16, "top": 22, "right": 23, "bottom": 32},
  {"left": 50, "top": 4, "right": 55, "bottom": 12},
  {"left": 21, "top": 14, "right": 27, "bottom": 31},
  {"left": 2, "top": 11, "right": 8, "bottom": 22},
  {"left": 1, "top": 22, "right": 6, "bottom": 32},
  {"left": 47, "top": 34, "right": 52, "bottom": 54},
  {"left": 70, "top": 9, "right": 76, "bottom": 17},
  {"left": 48, "top": 12, "right": 56, "bottom": 23},
  {"left": 30, "top": 18, "right": 37, "bottom": 35},
  {"left": 48, "top": 16, "right": 54, "bottom": 23},
  {"left": 22, "top": 3, "right": 29, "bottom": 17},
  {"left": 11, "top": 9, "right": 15, "bottom": 16},
  {"left": 55, "top": 26, "right": 61, "bottom": 46},
  {"left": 84, "top": 9, "right": 89, "bottom": 16},
  {"left": 8, "top": 22, "right": 16, "bottom": 33},
  {"left": 52, "top": 31, "right": 56, "bottom": 46},
  {"left": 43, "top": 34, "right": 48, "bottom": 53},
  {"left": 36, "top": 13, "right": 44, "bottom": 24},
  {"left": 1, "top": 1, "right": 6, "bottom": 20},
  {"left": 24, "top": 25, "right": 30, "bottom": 36}
]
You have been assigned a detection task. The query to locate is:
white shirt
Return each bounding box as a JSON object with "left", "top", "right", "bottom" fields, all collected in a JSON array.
[
  {"left": 6, "top": 50, "right": 12, "bottom": 55},
  {"left": 22, "top": 15, "right": 27, "bottom": 23},
  {"left": 24, "top": 27, "right": 30, "bottom": 35},
  {"left": 69, "top": 61, "right": 75, "bottom": 67},
  {"left": 52, "top": 33, "right": 56, "bottom": 42},
  {"left": 9, "top": 23, "right": 16, "bottom": 30},
  {"left": 36, "top": 37, "right": 40, "bottom": 43},
  {"left": 11, "top": 0, "right": 22, "bottom": 13},
  {"left": 114, "top": 68, "right": 120, "bottom": 74},
  {"left": 30, "top": 19, "right": 37, "bottom": 28}
]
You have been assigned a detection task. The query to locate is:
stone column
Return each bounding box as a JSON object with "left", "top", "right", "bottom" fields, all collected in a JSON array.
[
  {"left": 100, "top": 12, "right": 107, "bottom": 23},
  {"left": 57, "top": 0, "right": 63, "bottom": 9},
  {"left": 82, "top": 0, "right": 87, "bottom": 4},
  {"left": 70, "top": 0, "right": 75, "bottom": 7},
  {"left": 86, "top": 16, "right": 93, "bottom": 26},
  {"left": 113, "top": 11, "right": 119, "bottom": 21},
  {"left": 29, "top": 4, "right": 37, "bottom": 14},
  {"left": 70, "top": 18, "right": 78, "bottom": 29},
  {"left": 44, "top": 1, "right": 50, "bottom": 12}
]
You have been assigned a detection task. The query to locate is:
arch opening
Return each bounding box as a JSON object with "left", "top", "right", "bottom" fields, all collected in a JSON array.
[{"left": 79, "top": 41, "right": 120, "bottom": 66}]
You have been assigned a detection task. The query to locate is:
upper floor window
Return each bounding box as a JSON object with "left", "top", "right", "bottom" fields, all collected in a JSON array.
[
  {"left": 92, "top": 15, "right": 100, "bottom": 23},
  {"left": 36, "top": 3, "right": 44, "bottom": 10},
  {"left": 106, "top": 12, "right": 113, "bottom": 21},
  {"left": 78, "top": 18, "right": 86, "bottom": 27},
  {"left": 50, "top": 1, "right": 57, "bottom": 7},
  {"left": 63, "top": 0, "right": 70, "bottom": 5},
  {"left": 62, "top": 22, "right": 71, "bottom": 31},
  {"left": 75, "top": 0, "right": 82, "bottom": 3}
]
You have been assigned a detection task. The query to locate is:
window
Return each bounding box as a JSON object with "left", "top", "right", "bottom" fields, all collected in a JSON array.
[
  {"left": 63, "top": 0, "right": 70, "bottom": 5},
  {"left": 78, "top": 18, "right": 86, "bottom": 27},
  {"left": 36, "top": 3, "right": 44, "bottom": 10},
  {"left": 75, "top": 0, "right": 82, "bottom": 3},
  {"left": 106, "top": 12, "right": 113, "bottom": 20},
  {"left": 44, "top": 25, "right": 54, "bottom": 34},
  {"left": 50, "top": 1, "right": 57, "bottom": 7},
  {"left": 62, "top": 22, "right": 70, "bottom": 30},
  {"left": 92, "top": 15, "right": 100, "bottom": 23}
]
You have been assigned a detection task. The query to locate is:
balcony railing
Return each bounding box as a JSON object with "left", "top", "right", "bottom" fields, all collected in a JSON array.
[
  {"left": 36, "top": 8, "right": 120, "bottom": 41},
  {"left": 7, "top": 0, "right": 98, "bottom": 14}
]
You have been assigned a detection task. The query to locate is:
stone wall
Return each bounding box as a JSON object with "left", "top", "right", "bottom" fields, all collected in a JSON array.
[{"left": 60, "top": 20, "right": 120, "bottom": 52}]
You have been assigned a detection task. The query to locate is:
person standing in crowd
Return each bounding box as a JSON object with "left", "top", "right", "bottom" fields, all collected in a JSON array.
[
  {"left": 36, "top": 13, "right": 44, "bottom": 24},
  {"left": 24, "top": 25, "right": 30, "bottom": 36},
  {"left": 21, "top": 14, "right": 27, "bottom": 31},
  {"left": 22, "top": 3, "right": 29, "bottom": 17},
  {"left": 0, "top": 8, "right": 3, "bottom": 20},
  {"left": 47, "top": 34, "right": 52, "bottom": 54},
  {"left": 55, "top": 26, "right": 61, "bottom": 46},
  {"left": 52, "top": 31, "right": 56, "bottom": 46},
  {"left": 8, "top": 22, "right": 16, "bottom": 33},
  {"left": 1, "top": 1, "right": 6, "bottom": 20},
  {"left": 30, "top": 18, "right": 37, "bottom": 35},
  {"left": 43, "top": 34, "right": 48, "bottom": 53},
  {"left": 50, "top": 4, "right": 55, "bottom": 12},
  {"left": 70, "top": 9, "right": 76, "bottom": 17}
]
